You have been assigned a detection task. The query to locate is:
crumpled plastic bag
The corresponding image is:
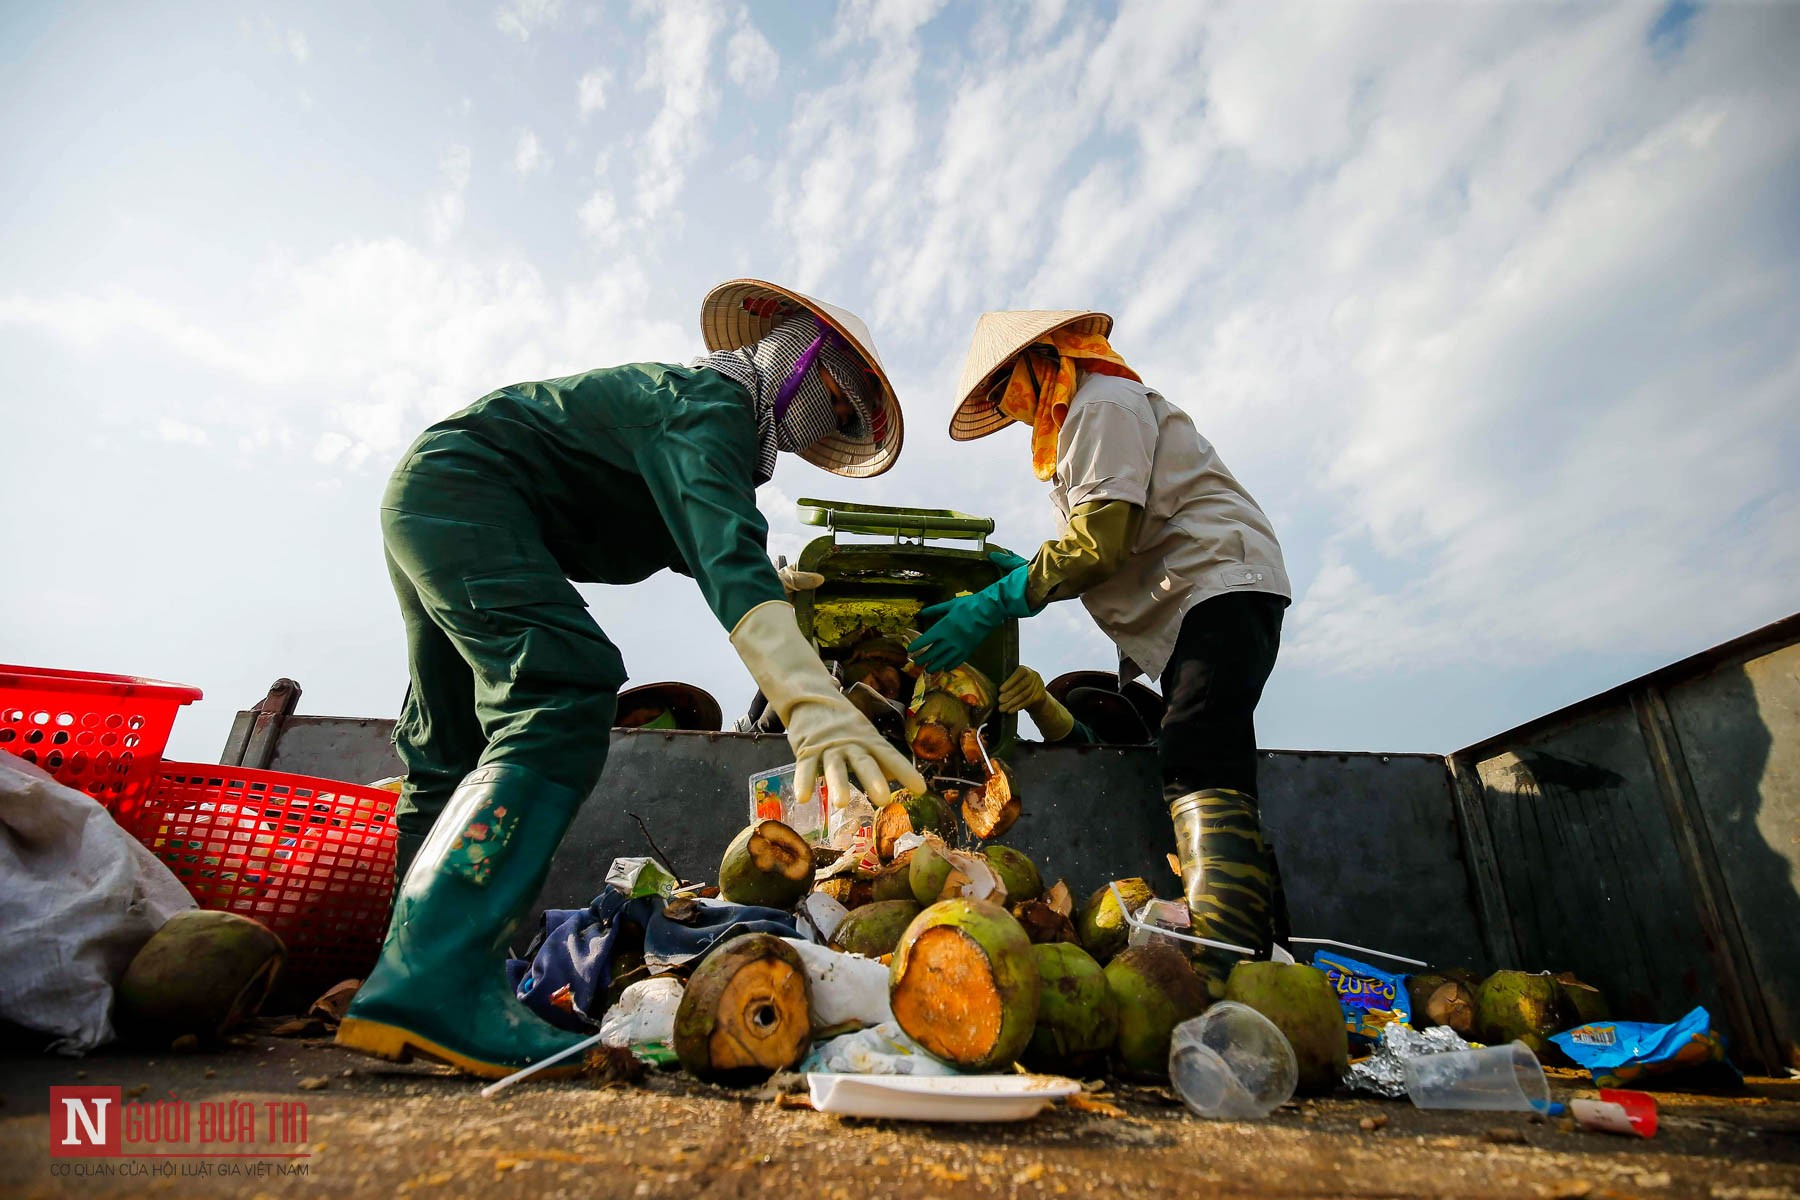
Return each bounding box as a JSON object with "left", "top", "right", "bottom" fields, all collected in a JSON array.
[
  {"left": 798, "top": 1021, "right": 960, "bottom": 1076},
  {"left": 783, "top": 938, "right": 892, "bottom": 1033},
  {"left": 599, "top": 977, "right": 684, "bottom": 1049},
  {"left": 1551, "top": 1006, "right": 1739, "bottom": 1089},
  {"left": 0, "top": 754, "right": 195, "bottom": 1053}
]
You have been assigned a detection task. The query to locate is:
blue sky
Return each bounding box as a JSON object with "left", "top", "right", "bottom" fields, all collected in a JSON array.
[{"left": 2, "top": 0, "right": 1796, "bottom": 763}]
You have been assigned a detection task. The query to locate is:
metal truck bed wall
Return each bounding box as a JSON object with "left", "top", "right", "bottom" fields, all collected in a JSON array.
[{"left": 221, "top": 615, "right": 1798, "bottom": 1072}]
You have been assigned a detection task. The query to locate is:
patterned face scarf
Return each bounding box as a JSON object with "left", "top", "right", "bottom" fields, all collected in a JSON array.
[
  {"left": 698, "top": 314, "right": 876, "bottom": 485},
  {"left": 990, "top": 328, "right": 1142, "bottom": 481}
]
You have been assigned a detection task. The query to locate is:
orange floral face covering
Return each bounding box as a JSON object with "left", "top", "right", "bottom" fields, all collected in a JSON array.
[{"left": 993, "top": 329, "right": 1141, "bottom": 480}]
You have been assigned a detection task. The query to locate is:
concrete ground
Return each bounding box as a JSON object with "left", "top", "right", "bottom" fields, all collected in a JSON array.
[{"left": 3, "top": 1028, "right": 1796, "bottom": 1200}]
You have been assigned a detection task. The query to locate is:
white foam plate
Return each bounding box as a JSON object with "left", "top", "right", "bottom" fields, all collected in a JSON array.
[{"left": 806, "top": 1072, "right": 1081, "bottom": 1122}]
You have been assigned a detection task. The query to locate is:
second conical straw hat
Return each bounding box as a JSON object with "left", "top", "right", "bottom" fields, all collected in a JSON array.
[{"left": 949, "top": 309, "right": 1113, "bottom": 441}]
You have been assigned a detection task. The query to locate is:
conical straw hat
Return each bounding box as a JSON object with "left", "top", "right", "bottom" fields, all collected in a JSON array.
[
  {"left": 701, "top": 278, "right": 904, "bottom": 478},
  {"left": 949, "top": 309, "right": 1113, "bottom": 441}
]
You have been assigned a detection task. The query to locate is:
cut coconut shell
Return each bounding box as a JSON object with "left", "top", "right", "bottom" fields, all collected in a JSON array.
[
  {"left": 939, "top": 848, "right": 1009, "bottom": 905},
  {"left": 674, "top": 934, "right": 812, "bottom": 1081},
  {"left": 982, "top": 845, "right": 1043, "bottom": 903},
  {"left": 814, "top": 876, "right": 875, "bottom": 909},
  {"left": 116, "top": 910, "right": 286, "bottom": 1041},
  {"left": 1013, "top": 898, "right": 1078, "bottom": 945},
  {"left": 1225, "top": 962, "right": 1349, "bottom": 1094},
  {"left": 906, "top": 691, "right": 971, "bottom": 763},
  {"left": 1025, "top": 943, "right": 1118, "bottom": 1074},
  {"left": 962, "top": 760, "right": 1020, "bottom": 841},
  {"left": 1475, "top": 971, "right": 1563, "bottom": 1056},
  {"left": 831, "top": 899, "right": 924, "bottom": 958},
  {"left": 718, "top": 820, "right": 814, "bottom": 910},
  {"left": 1077, "top": 878, "right": 1156, "bottom": 965},
  {"left": 1104, "top": 943, "right": 1210, "bottom": 1080},
  {"left": 889, "top": 899, "right": 1040, "bottom": 1071},
  {"left": 1405, "top": 974, "right": 1476, "bottom": 1037}
]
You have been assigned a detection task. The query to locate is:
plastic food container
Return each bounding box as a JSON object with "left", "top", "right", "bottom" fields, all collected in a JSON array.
[{"left": 1403, "top": 1040, "right": 1550, "bottom": 1112}]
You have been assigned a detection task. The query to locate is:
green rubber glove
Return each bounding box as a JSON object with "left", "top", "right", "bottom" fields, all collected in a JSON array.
[{"left": 907, "top": 566, "right": 1036, "bottom": 673}]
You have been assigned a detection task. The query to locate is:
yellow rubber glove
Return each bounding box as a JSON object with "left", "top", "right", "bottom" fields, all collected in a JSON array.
[
  {"left": 999, "top": 665, "right": 1076, "bottom": 742},
  {"left": 731, "top": 600, "right": 926, "bottom": 809},
  {"left": 776, "top": 563, "right": 825, "bottom": 597}
]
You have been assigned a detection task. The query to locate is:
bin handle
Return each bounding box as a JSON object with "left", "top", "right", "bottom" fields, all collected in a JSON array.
[{"left": 797, "top": 500, "right": 993, "bottom": 548}]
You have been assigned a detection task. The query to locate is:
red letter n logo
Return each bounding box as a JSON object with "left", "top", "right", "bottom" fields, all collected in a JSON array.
[{"left": 49, "top": 1087, "right": 121, "bottom": 1157}]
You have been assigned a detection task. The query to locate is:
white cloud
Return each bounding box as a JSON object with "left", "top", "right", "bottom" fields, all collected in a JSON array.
[
  {"left": 513, "top": 128, "right": 551, "bottom": 175},
  {"left": 632, "top": 0, "right": 726, "bottom": 219},
  {"left": 726, "top": 10, "right": 779, "bottom": 94},
  {"left": 577, "top": 67, "right": 612, "bottom": 119},
  {"left": 425, "top": 144, "right": 472, "bottom": 243},
  {"left": 495, "top": 0, "right": 563, "bottom": 41},
  {"left": 578, "top": 189, "right": 624, "bottom": 246},
  {"left": 285, "top": 29, "right": 310, "bottom": 64},
  {"left": 156, "top": 418, "right": 209, "bottom": 446}
]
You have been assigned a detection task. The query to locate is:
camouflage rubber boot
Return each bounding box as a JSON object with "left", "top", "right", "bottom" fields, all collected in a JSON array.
[{"left": 1169, "top": 788, "right": 1277, "bottom": 998}]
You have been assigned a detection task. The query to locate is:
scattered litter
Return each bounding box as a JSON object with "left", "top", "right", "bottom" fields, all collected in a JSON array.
[
  {"left": 1568, "top": 1089, "right": 1658, "bottom": 1138},
  {"left": 806, "top": 1072, "right": 1080, "bottom": 1121},
  {"left": 605, "top": 856, "right": 679, "bottom": 900},
  {"left": 1065, "top": 1092, "right": 1126, "bottom": 1118},
  {"left": 1404, "top": 1040, "right": 1549, "bottom": 1113},
  {"left": 1551, "top": 1006, "right": 1739, "bottom": 1089},
  {"left": 297, "top": 1076, "right": 330, "bottom": 1091},
  {"left": 1313, "top": 950, "right": 1412, "bottom": 1040},
  {"left": 799, "top": 1022, "right": 957, "bottom": 1076},
  {"left": 783, "top": 938, "right": 892, "bottom": 1033},
  {"left": 1484, "top": 1126, "right": 1526, "bottom": 1145},
  {"left": 1168, "top": 1002, "right": 1297, "bottom": 1121},
  {"left": 1347, "top": 1023, "right": 1474, "bottom": 1098},
  {"left": 598, "top": 977, "right": 683, "bottom": 1058}
]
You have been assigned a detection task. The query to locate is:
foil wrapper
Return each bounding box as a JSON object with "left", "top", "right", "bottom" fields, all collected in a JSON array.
[{"left": 1345, "top": 1023, "right": 1474, "bottom": 1097}]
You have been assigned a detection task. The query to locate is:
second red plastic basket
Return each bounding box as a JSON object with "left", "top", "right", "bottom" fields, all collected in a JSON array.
[{"left": 126, "top": 762, "right": 399, "bottom": 997}]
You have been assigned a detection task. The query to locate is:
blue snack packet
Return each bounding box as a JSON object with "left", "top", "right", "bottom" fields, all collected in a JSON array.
[
  {"left": 1313, "top": 950, "right": 1412, "bottom": 1040},
  {"left": 1550, "top": 1006, "right": 1739, "bottom": 1089}
]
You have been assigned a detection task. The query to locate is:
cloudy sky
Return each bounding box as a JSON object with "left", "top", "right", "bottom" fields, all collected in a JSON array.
[{"left": 2, "top": 0, "right": 1796, "bottom": 763}]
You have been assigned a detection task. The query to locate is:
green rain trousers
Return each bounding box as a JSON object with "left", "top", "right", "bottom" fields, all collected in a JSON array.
[{"left": 380, "top": 363, "right": 784, "bottom": 848}]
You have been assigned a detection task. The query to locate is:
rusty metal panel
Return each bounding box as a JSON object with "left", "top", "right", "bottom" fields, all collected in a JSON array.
[
  {"left": 1467, "top": 710, "right": 1728, "bottom": 1024},
  {"left": 1664, "top": 641, "right": 1800, "bottom": 1068}
]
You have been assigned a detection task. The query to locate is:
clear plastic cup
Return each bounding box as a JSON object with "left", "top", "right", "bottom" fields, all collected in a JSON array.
[
  {"left": 1169, "top": 1002, "right": 1298, "bottom": 1121},
  {"left": 1402, "top": 1040, "right": 1549, "bottom": 1112}
]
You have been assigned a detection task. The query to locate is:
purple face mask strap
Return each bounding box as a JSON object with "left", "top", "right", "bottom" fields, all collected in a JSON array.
[{"left": 772, "top": 317, "right": 833, "bottom": 421}]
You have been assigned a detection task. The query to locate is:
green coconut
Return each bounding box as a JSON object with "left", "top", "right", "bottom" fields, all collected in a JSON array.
[
  {"left": 870, "top": 853, "right": 917, "bottom": 903},
  {"left": 981, "top": 846, "right": 1043, "bottom": 904},
  {"left": 115, "top": 910, "right": 286, "bottom": 1042},
  {"left": 832, "top": 899, "right": 924, "bottom": 958},
  {"left": 1024, "top": 943, "right": 1119, "bottom": 1073},
  {"left": 1475, "top": 971, "right": 1564, "bottom": 1055},
  {"left": 1104, "top": 943, "right": 1211, "bottom": 1079},
  {"left": 674, "top": 934, "right": 812, "bottom": 1081},
  {"left": 1077, "top": 878, "right": 1156, "bottom": 965},
  {"left": 908, "top": 835, "right": 955, "bottom": 905},
  {"left": 1224, "top": 962, "right": 1349, "bottom": 1094},
  {"left": 718, "top": 820, "right": 814, "bottom": 910},
  {"left": 889, "top": 899, "right": 1040, "bottom": 1071}
]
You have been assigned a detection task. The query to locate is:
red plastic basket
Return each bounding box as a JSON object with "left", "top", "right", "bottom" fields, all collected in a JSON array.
[
  {"left": 126, "top": 762, "right": 399, "bottom": 996},
  {"left": 0, "top": 664, "right": 202, "bottom": 809}
]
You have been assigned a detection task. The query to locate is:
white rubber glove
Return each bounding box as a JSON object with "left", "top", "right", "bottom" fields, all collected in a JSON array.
[{"left": 731, "top": 600, "right": 926, "bottom": 810}]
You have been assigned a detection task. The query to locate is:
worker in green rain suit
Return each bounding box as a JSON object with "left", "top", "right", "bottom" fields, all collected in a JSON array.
[
  {"left": 336, "top": 280, "right": 925, "bottom": 1079},
  {"left": 911, "top": 310, "right": 1290, "bottom": 995}
]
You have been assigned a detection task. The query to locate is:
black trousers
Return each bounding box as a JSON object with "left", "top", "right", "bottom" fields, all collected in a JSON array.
[{"left": 1158, "top": 591, "right": 1286, "bottom": 805}]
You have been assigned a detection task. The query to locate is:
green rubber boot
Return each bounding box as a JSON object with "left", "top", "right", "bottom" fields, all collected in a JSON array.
[
  {"left": 1170, "top": 788, "right": 1277, "bottom": 999},
  {"left": 338, "top": 764, "right": 592, "bottom": 1079}
]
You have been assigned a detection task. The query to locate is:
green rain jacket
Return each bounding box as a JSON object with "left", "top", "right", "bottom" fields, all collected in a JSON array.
[{"left": 387, "top": 362, "right": 785, "bottom": 631}]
